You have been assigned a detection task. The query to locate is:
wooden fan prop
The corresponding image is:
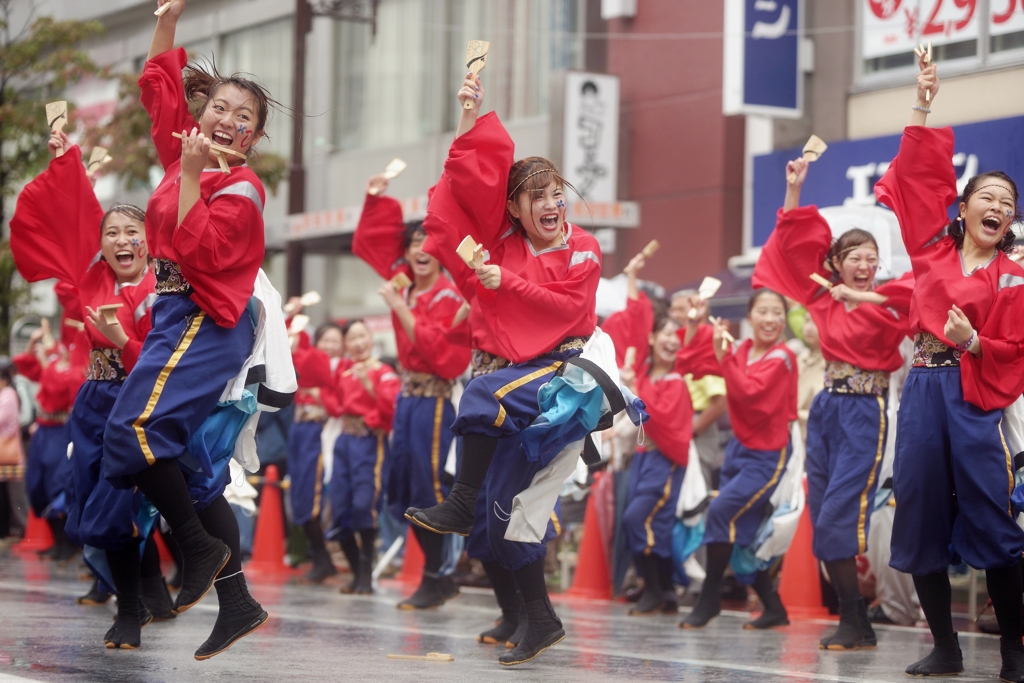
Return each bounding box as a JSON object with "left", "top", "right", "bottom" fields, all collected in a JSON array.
[
  {"left": 390, "top": 272, "right": 412, "bottom": 291},
  {"left": 913, "top": 41, "right": 934, "bottom": 102},
  {"left": 368, "top": 158, "right": 408, "bottom": 195},
  {"left": 288, "top": 314, "right": 310, "bottom": 336},
  {"left": 46, "top": 101, "right": 68, "bottom": 157},
  {"left": 299, "top": 291, "right": 321, "bottom": 308},
  {"left": 464, "top": 40, "right": 490, "bottom": 110},
  {"left": 457, "top": 236, "right": 485, "bottom": 269},
  {"left": 155, "top": 1, "right": 173, "bottom": 16},
  {"left": 64, "top": 319, "right": 85, "bottom": 332},
  {"left": 97, "top": 304, "right": 123, "bottom": 325},
  {"left": 86, "top": 147, "right": 113, "bottom": 179},
  {"left": 622, "top": 240, "right": 660, "bottom": 274},
  {"left": 709, "top": 316, "right": 735, "bottom": 351},
  {"left": 171, "top": 132, "right": 245, "bottom": 174},
  {"left": 623, "top": 346, "right": 637, "bottom": 370},
  {"left": 688, "top": 276, "right": 723, "bottom": 320},
  {"left": 810, "top": 272, "right": 833, "bottom": 290},
  {"left": 787, "top": 134, "right": 828, "bottom": 183}
]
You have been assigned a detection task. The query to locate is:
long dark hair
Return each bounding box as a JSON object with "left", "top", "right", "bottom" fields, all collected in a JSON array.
[
  {"left": 505, "top": 157, "right": 581, "bottom": 229},
  {"left": 824, "top": 228, "right": 878, "bottom": 280},
  {"left": 948, "top": 172, "right": 1021, "bottom": 254},
  {"left": 182, "top": 58, "right": 282, "bottom": 152}
]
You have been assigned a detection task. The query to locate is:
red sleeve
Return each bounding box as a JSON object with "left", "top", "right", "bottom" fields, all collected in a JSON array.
[
  {"left": 721, "top": 346, "right": 799, "bottom": 437},
  {"left": 875, "top": 271, "right": 915, "bottom": 318},
  {"left": 352, "top": 193, "right": 407, "bottom": 280},
  {"left": 752, "top": 206, "right": 834, "bottom": 307},
  {"left": 12, "top": 352, "right": 41, "bottom": 382},
  {"left": 122, "top": 339, "right": 143, "bottom": 374},
  {"left": 414, "top": 288, "right": 472, "bottom": 379},
  {"left": 172, "top": 178, "right": 265, "bottom": 326},
  {"left": 634, "top": 372, "right": 692, "bottom": 465},
  {"left": 874, "top": 126, "right": 959, "bottom": 258},
  {"left": 961, "top": 285, "right": 1024, "bottom": 410},
  {"left": 486, "top": 257, "right": 601, "bottom": 355},
  {"left": 674, "top": 325, "right": 722, "bottom": 379},
  {"left": 293, "top": 348, "right": 332, "bottom": 388},
  {"left": 443, "top": 112, "right": 515, "bottom": 249},
  {"left": 139, "top": 47, "right": 194, "bottom": 171},
  {"left": 9, "top": 147, "right": 102, "bottom": 286},
  {"left": 601, "top": 293, "right": 654, "bottom": 369},
  {"left": 445, "top": 317, "right": 472, "bottom": 349},
  {"left": 364, "top": 365, "right": 401, "bottom": 432}
]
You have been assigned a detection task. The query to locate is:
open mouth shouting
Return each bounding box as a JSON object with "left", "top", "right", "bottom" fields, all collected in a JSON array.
[
  {"left": 981, "top": 215, "right": 1004, "bottom": 238},
  {"left": 114, "top": 250, "right": 135, "bottom": 268},
  {"left": 538, "top": 212, "right": 560, "bottom": 233},
  {"left": 211, "top": 130, "right": 235, "bottom": 147}
]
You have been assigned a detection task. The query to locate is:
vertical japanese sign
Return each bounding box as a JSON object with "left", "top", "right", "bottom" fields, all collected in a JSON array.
[
  {"left": 862, "top": 0, "right": 979, "bottom": 59},
  {"left": 723, "top": 0, "right": 803, "bottom": 118},
  {"left": 562, "top": 71, "right": 620, "bottom": 203}
]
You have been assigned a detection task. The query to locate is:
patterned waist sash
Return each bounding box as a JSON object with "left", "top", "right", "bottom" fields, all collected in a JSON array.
[
  {"left": 294, "top": 403, "right": 327, "bottom": 424},
  {"left": 471, "top": 350, "right": 511, "bottom": 378},
  {"left": 400, "top": 369, "right": 455, "bottom": 399},
  {"left": 912, "top": 332, "right": 961, "bottom": 368},
  {"left": 340, "top": 415, "right": 383, "bottom": 437},
  {"left": 36, "top": 410, "right": 69, "bottom": 425},
  {"left": 823, "top": 360, "right": 889, "bottom": 396},
  {"left": 87, "top": 348, "right": 128, "bottom": 382},
  {"left": 154, "top": 259, "right": 192, "bottom": 296}
]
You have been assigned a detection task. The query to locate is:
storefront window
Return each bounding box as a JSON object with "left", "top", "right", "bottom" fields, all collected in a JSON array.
[{"left": 333, "top": 0, "right": 582, "bottom": 151}]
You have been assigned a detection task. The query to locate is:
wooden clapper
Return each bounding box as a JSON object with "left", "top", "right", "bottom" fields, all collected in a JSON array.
[{"left": 464, "top": 40, "right": 490, "bottom": 110}]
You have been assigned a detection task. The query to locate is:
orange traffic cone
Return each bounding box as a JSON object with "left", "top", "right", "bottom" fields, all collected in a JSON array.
[
  {"left": 246, "top": 465, "right": 294, "bottom": 576},
  {"left": 566, "top": 476, "right": 612, "bottom": 600},
  {"left": 14, "top": 509, "right": 53, "bottom": 554},
  {"left": 777, "top": 485, "right": 829, "bottom": 619},
  {"left": 398, "top": 526, "right": 425, "bottom": 583},
  {"left": 153, "top": 529, "right": 173, "bottom": 563}
]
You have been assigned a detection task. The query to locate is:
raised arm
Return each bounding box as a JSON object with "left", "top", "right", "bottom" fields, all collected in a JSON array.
[
  {"left": 149, "top": 1, "right": 184, "bottom": 61},
  {"left": 352, "top": 176, "right": 407, "bottom": 280},
  {"left": 455, "top": 72, "right": 483, "bottom": 139},
  {"left": 602, "top": 290, "right": 654, "bottom": 370}
]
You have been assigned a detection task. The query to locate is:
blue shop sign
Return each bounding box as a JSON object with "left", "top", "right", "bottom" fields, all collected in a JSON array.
[{"left": 751, "top": 115, "right": 1024, "bottom": 248}]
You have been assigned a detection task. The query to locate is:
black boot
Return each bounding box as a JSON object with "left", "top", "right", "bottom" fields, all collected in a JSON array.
[
  {"left": 104, "top": 596, "right": 143, "bottom": 649},
  {"left": 745, "top": 570, "right": 789, "bottom": 630},
  {"left": 303, "top": 521, "right": 337, "bottom": 583},
  {"left": 38, "top": 518, "right": 60, "bottom": 559},
  {"left": 51, "top": 516, "right": 77, "bottom": 562},
  {"left": 498, "top": 595, "right": 565, "bottom": 665},
  {"left": 397, "top": 572, "right": 448, "bottom": 610},
  {"left": 194, "top": 573, "right": 268, "bottom": 660},
  {"left": 1000, "top": 638, "right": 1024, "bottom": 683},
  {"left": 905, "top": 633, "right": 963, "bottom": 676},
  {"left": 820, "top": 597, "right": 876, "bottom": 650},
  {"left": 406, "top": 481, "right": 478, "bottom": 536},
  {"left": 629, "top": 554, "right": 664, "bottom": 616},
  {"left": 338, "top": 534, "right": 361, "bottom": 594},
  {"left": 657, "top": 556, "right": 678, "bottom": 614},
  {"left": 77, "top": 578, "right": 111, "bottom": 605},
  {"left": 438, "top": 574, "right": 460, "bottom": 602},
  {"left": 680, "top": 542, "right": 730, "bottom": 629},
  {"left": 140, "top": 575, "right": 176, "bottom": 620},
  {"left": 352, "top": 528, "right": 375, "bottom": 595},
  {"left": 507, "top": 604, "right": 529, "bottom": 648},
  {"left": 479, "top": 561, "right": 524, "bottom": 645},
  {"left": 171, "top": 516, "right": 231, "bottom": 614}
]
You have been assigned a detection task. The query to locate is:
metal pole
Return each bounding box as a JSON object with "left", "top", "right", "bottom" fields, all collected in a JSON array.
[{"left": 286, "top": 0, "right": 313, "bottom": 298}]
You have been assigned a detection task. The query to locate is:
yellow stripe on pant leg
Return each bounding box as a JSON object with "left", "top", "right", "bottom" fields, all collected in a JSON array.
[
  {"left": 431, "top": 397, "right": 445, "bottom": 504},
  {"left": 644, "top": 463, "right": 677, "bottom": 556},
  {"left": 550, "top": 511, "right": 561, "bottom": 536},
  {"left": 491, "top": 361, "right": 563, "bottom": 428},
  {"left": 855, "top": 396, "right": 887, "bottom": 554},
  {"left": 999, "top": 420, "right": 1014, "bottom": 516},
  {"left": 729, "top": 447, "right": 787, "bottom": 544},
  {"left": 371, "top": 433, "right": 385, "bottom": 524},
  {"left": 312, "top": 452, "right": 324, "bottom": 519},
  {"left": 132, "top": 312, "right": 206, "bottom": 465}
]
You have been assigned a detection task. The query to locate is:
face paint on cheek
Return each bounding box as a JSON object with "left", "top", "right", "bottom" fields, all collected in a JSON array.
[
  {"left": 240, "top": 128, "right": 254, "bottom": 147},
  {"left": 556, "top": 199, "right": 565, "bottom": 209}
]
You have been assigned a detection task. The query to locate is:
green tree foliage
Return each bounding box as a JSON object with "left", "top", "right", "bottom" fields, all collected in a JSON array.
[{"left": 0, "top": 2, "right": 103, "bottom": 352}]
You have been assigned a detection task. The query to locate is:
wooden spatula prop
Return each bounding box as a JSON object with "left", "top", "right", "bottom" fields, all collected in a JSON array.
[
  {"left": 623, "top": 346, "right": 637, "bottom": 370},
  {"left": 623, "top": 240, "right": 660, "bottom": 273},
  {"left": 155, "top": 1, "right": 172, "bottom": 16},
  {"left": 46, "top": 101, "right": 68, "bottom": 157},
  {"left": 390, "top": 272, "right": 412, "bottom": 291},
  {"left": 368, "top": 158, "right": 408, "bottom": 195},
  {"left": 97, "top": 304, "right": 123, "bottom": 325},
  {"left": 787, "top": 135, "right": 828, "bottom": 183},
  {"left": 171, "top": 132, "right": 245, "bottom": 174},
  {"left": 86, "top": 147, "right": 113, "bottom": 179},
  {"left": 687, "top": 276, "right": 723, "bottom": 319},
  {"left": 810, "top": 272, "right": 833, "bottom": 290},
  {"left": 914, "top": 41, "right": 933, "bottom": 101},
  {"left": 299, "top": 291, "right": 321, "bottom": 307},
  {"left": 457, "top": 236, "right": 485, "bottom": 269},
  {"left": 288, "top": 314, "right": 310, "bottom": 336},
  {"left": 464, "top": 40, "right": 490, "bottom": 110}
]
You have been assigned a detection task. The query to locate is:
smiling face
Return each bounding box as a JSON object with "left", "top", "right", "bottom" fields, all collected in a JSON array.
[
  {"left": 100, "top": 211, "right": 148, "bottom": 284},
  {"left": 833, "top": 245, "right": 879, "bottom": 291},
  {"left": 343, "top": 322, "right": 373, "bottom": 362},
  {"left": 507, "top": 177, "right": 567, "bottom": 252},
  {"left": 648, "top": 319, "right": 681, "bottom": 368},
  {"left": 747, "top": 292, "right": 786, "bottom": 349},
  {"left": 405, "top": 232, "right": 439, "bottom": 280},
  {"left": 961, "top": 177, "right": 1017, "bottom": 252},
  {"left": 316, "top": 327, "right": 343, "bottom": 359},
  {"left": 197, "top": 83, "right": 263, "bottom": 164}
]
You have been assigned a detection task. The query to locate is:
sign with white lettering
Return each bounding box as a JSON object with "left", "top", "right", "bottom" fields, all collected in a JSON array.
[
  {"left": 724, "top": 0, "right": 803, "bottom": 117},
  {"left": 862, "top": 0, "right": 979, "bottom": 60},
  {"left": 562, "top": 71, "right": 620, "bottom": 204},
  {"left": 751, "top": 116, "right": 1024, "bottom": 266}
]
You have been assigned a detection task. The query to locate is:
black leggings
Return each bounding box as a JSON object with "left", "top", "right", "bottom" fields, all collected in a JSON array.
[{"left": 198, "top": 495, "right": 242, "bottom": 577}]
